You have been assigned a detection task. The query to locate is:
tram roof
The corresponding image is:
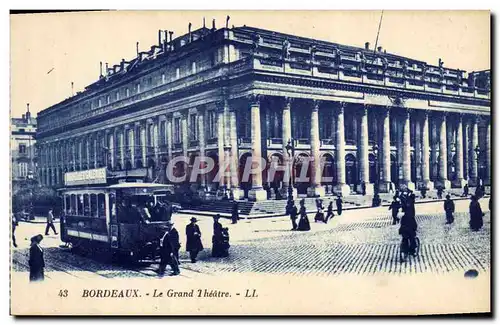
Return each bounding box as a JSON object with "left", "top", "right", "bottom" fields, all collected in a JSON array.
[{"left": 107, "top": 182, "right": 174, "bottom": 189}]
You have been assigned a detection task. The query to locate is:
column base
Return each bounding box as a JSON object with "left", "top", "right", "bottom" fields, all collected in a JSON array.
[
  {"left": 356, "top": 182, "right": 374, "bottom": 195},
  {"left": 420, "top": 180, "right": 435, "bottom": 190},
  {"left": 436, "top": 180, "right": 452, "bottom": 190},
  {"left": 307, "top": 185, "right": 325, "bottom": 197},
  {"left": 248, "top": 188, "right": 267, "bottom": 201},
  {"left": 378, "top": 181, "right": 395, "bottom": 194},
  {"left": 282, "top": 186, "right": 298, "bottom": 199},
  {"left": 231, "top": 188, "right": 244, "bottom": 200},
  {"left": 333, "top": 184, "right": 351, "bottom": 197},
  {"left": 468, "top": 178, "right": 479, "bottom": 187},
  {"left": 452, "top": 179, "right": 468, "bottom": 189},
  {"left": 399, "top": 181, "right": 415, "bottom": 192}
]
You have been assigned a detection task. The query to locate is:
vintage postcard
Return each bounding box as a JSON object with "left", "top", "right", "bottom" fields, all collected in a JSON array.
[{"left": 10, "top": 10, "right": 491, "bottom": 315}]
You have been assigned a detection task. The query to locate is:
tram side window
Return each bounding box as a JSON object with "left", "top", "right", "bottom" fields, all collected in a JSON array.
[
  {"left": 70, "top": 194, "right": 77, "bottom": 215},
  {"left": 98, "top": 194, "right": 106, "bottom": 218},
  {"left": 90, "top": 194, "right": 98, "bottom": 217},
  {"left": 65, "top": 196, "right": 71, "bottom": 215},
  {"left": 77, "top": 195, "right": 83, "bottom": 216}
]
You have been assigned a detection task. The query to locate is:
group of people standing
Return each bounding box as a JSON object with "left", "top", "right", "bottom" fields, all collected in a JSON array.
[{"left": 288, "top": 196, "right": 344, "bottom": 231}]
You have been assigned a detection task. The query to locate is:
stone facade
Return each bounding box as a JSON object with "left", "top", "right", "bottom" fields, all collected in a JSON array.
[
  {"left": 11, "top": 104, "right": 37, "bottom": 192},
  {"left": 36, "top": 25, "right": 491, "bottom": 200}
]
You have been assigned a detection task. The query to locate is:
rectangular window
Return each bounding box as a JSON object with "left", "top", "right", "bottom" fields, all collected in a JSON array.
[
  {"left": 19, "top": 144, "right": 26, "bottom": 154},
  {"left": 126, "top": 88, "right": 130, "bottom": 97},
  {"left": 106, "top": 95, "right": 110, "bottom": 104},
  {"left": 116, "top": 91, "right": 120, "bottom": 101},
  {"left": 189, "top": 114, "right": 198, "bottom": 140},
  {"left": 207, "top": 110, "right": 216, "bottom": 139},
  {"left": 174, "top": 118, "right": 181, "bottom": 144},
  {"left": 159, "top": 120, "right": 166, "bottom": 145},
  {"left": 98, "top": 98, "right": 102, "bottom": 107}
]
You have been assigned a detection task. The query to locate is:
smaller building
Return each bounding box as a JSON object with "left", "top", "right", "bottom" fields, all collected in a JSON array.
[{"left": 11, "top": 104, "right": 37, "bottom": 193}]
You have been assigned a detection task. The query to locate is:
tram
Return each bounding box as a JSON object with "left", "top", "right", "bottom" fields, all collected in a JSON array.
[{"left": 59, "top": 167, "right": 176, "bottom": 263}]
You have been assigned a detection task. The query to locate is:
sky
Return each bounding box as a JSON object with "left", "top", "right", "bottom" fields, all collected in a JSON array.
[{"left": 10, "top": 10, "right": 490, "bottom": 118}]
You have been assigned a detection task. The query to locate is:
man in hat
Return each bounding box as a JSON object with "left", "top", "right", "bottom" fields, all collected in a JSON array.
[
  {"left": 336, "top": 195, "right": 343, "bottom": 216},
  {"left": 45, "top": 208, "right": 58, "bottom": 236},
  {"left": 29, "top": 234, "right": 45, "bottom": 282},
  {"left": 289, "top": 202, "right": 298, "bottom": 230},
  {"left": 158, "top": 222, "right": 180, "bottom": 276},
  {"left": 444, "top": 194, "right": 455, "bottom": 224},
  {"left": 186, "top": 217, "right": 203, "bottom": 263},
  {"left": 168, "top": 220, "right": 181, "bottom": 265},
  {"left": 231, "top": 201, "right": 239, "bottom": 224},
  {"left": 212, "top": 214, "right": 224, "bottom": 257}
]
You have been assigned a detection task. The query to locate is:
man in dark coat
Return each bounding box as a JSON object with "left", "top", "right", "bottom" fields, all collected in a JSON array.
[
  {"left": 388, "top": 196, "right": 401, "bottom": 225},
  {"left": 297, "top": 200, "right": 311, "bottom": 231},
  {"left": 437, "top": 187, "right": 443, "bottom": 200},
  {"left": 325, "top": 201, "right": 334, "bottom": 223},
  {"left": 12, "top": 213, "right": 18, "bottom": 248},
  {"left": 29, "top": 234, "right": 45, "bottom": 282},
  {"left": 336, "top": 195, "right": 343, "bottom": 216},
  {"left": 45, "top": 208, "right": 58, "bottom": 236},
  {"left": 399, "top": 195, "right": 418, "bottom": 256},
  {"left": 169, "top": 221, "right": 181, "bottom": 264},
  {"left": 289, "top": 202, "right": 298, "bottom": 230},
  {"left": 158, "top": 223, "right": 180, "bottom": 276},
  {"left": 444, "top": 195, "right": 455, "bottom": 224},
  {"left": 212, "top": 215, "right": 224, "bottom": 257},
  {"left": 469, "top": 195, "right": 484, "bottom": 231},
  {"left": 231, "top": 201, "right": 239, "bottom": 224},
  {"left": 186, "top": 217, "right": 203, "bottom": 263}
]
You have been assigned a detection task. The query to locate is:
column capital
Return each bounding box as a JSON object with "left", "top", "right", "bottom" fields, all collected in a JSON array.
[
  {"left": 247, "top": 94, "right": 262, "bottom": 106},
  {"left": 311, "top": 99, "right": 321, "bottom": 111},
  {"left": 283, "top": 96, "right": 293, "bottom": 109},
  {"left": 336, "top": 102, "right": 346, "bottom": 114}
]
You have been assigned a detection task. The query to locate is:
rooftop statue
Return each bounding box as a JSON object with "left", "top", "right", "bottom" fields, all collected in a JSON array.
[{"left": 282, "top": 38, "right": 291, "bottom": 60}]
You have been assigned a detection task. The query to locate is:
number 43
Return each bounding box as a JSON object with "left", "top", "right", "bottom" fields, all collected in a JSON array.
[{"left": 58, "top": 289, "right": 68, "bottom": 297}]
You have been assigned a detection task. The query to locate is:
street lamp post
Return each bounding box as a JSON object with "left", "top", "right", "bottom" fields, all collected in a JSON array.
[{"left": 474, "top": 144, "right": 482, "bottom": 185}]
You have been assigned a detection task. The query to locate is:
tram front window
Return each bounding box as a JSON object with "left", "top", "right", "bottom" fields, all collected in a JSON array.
[
  {"left": 98, "top": 194, "right": 106, "bottom": 218},
  {"left": 90, "top": 194, "right": 98, "bottom": 217}
]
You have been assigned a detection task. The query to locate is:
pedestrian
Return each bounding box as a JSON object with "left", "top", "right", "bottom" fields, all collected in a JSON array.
[
  {"left": 388, "top": 196, "right": 401, "bottom": 225},
  {"left": 212, "top": 214, "right": 224, "bottom": 257},
  {"left": 169, "top": 221, "right": 181, "bottom": 264},
  {"left": 289, "top": 202, "right": 298, "bottom": 230},
  {"left": 336, "top": 195, "right": 343, "bottom": 216},
  {"left": 231, "top": 201, "right": 239, "bottom": 224},
  {"left": 361, "top": 182, "right": 366, "bottom": 196},
  {"left": 325, "top": 201, "right": 334, "bottom": 223},
  {"left": 469, "top": 195, "right": 484, "bottom": 231},
  {"left": 399, "top": 195, "right": 418, "bottom": 257},
  {"left": 437, "top": 187, "right": 443, "bottom": 200},
  {"left": 29, "top": 234, "right": 45, "bottom": 282},
  {"left": 314, "top": 207, "right": 325, "bottom": 223},
  {"left": 444, "top": 194, "right": 455, "bottom": 224},
  {"left": 45, "top": 208, "right": 58, "bottom": 236},
  {"left": 297, "top": 200, "right": 311, "bottom": 231},
  {"left": 372, "top": 193, "right": 381, "bottom": 207},
  {"left": 158, "top": 223, "right": 180, "bottom": 276},
  {"left": 186, "top": 217, "right": 203, "bottom": 263},
  {"left": 462, "top": 184, "right": 469, "bottom": 197},
  {"left": 12, "top": 213, "right": 18, "bottom": 248}
]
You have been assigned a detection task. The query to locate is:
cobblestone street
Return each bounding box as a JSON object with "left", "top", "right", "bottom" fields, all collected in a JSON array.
[{"left": 12, "top": 198, "right": 490, "bottom": 280}]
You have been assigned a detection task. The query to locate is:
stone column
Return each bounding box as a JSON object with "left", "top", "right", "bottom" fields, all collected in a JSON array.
[
  {"left": 198, "top": 108, "right": 207, "bottom": 189},
  {"left": 281, "top": 97, "right": 297, "bottom": 198},
  {"left": 86, "top": 136, "right": 91, "bottom": 170},
  {"left": 229, "top": 107, "right": 242, "bottom": 199},
  {"left": 140, "top": 122, "right": 147, "bottom": 167},
  {"left": 118, "top": 128, "right": 125, "bottom": 169},
  {"left": 485, "top": 119, "right": 491, "bottom": 185},
  {"left": 93, "top": 135, "right": 98, "bottom": 169},
  {"left": 453, "top": 114, "right": 467, "bottom": 188},
  {"left": 438, "top": 113, "right": 451, "bottom": 189},
  {"left": 421, "top": 111, "right": 434, "bottom": 189},
  {"left": 71, "top": 140, "right": 76, "bottom": 171},
  {"left": 357, "top": 105, "right": 373, "bottom": 194},
  {"left": 54, "top": 146, "right": 60, "bottom": 185},
  {"left": 153, "top": 120, "right": 159, "bottom": 160},
  {"left": 128, "top": 125, "right": 135, "bottom": 168},
  {"left": 429, "top": 115, "right": 439, "bottom": 181},
  {"left": 308, "top": 100, "right": 325, "bottom": 197},
  {"left": 463, "top": 121, "right": 469, "bottom": 181},
  {"left": 469, "top": 116, "right": 479, "bottom": 186},
  {"left": 334, "top": 102, "right": 351, "bottom": 196},
  {"left": 379, "top": 107, "right": 393, "bottom": 193},
  {"left": 248, "top": 94, "right": 267, "bottom": 200},
  {"left": 401, "top": 108, "right": 415, "bottom": 190},
  {"left": 108, "top": 130, "right": 115, "bottom": 169},
  {"left": 166, "top": 115, "right": 173, "bottom": 161},
  {"left": 216, "top": 102, "right": 227, "bottom": 190},
  {"left": 414, "top": 114, "right": 421, "bottom": 182}
]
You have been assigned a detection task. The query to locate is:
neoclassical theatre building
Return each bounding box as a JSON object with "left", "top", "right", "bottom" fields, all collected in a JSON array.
[{"left": 36, "top": 23, "right": 491, "bottom": 200}]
